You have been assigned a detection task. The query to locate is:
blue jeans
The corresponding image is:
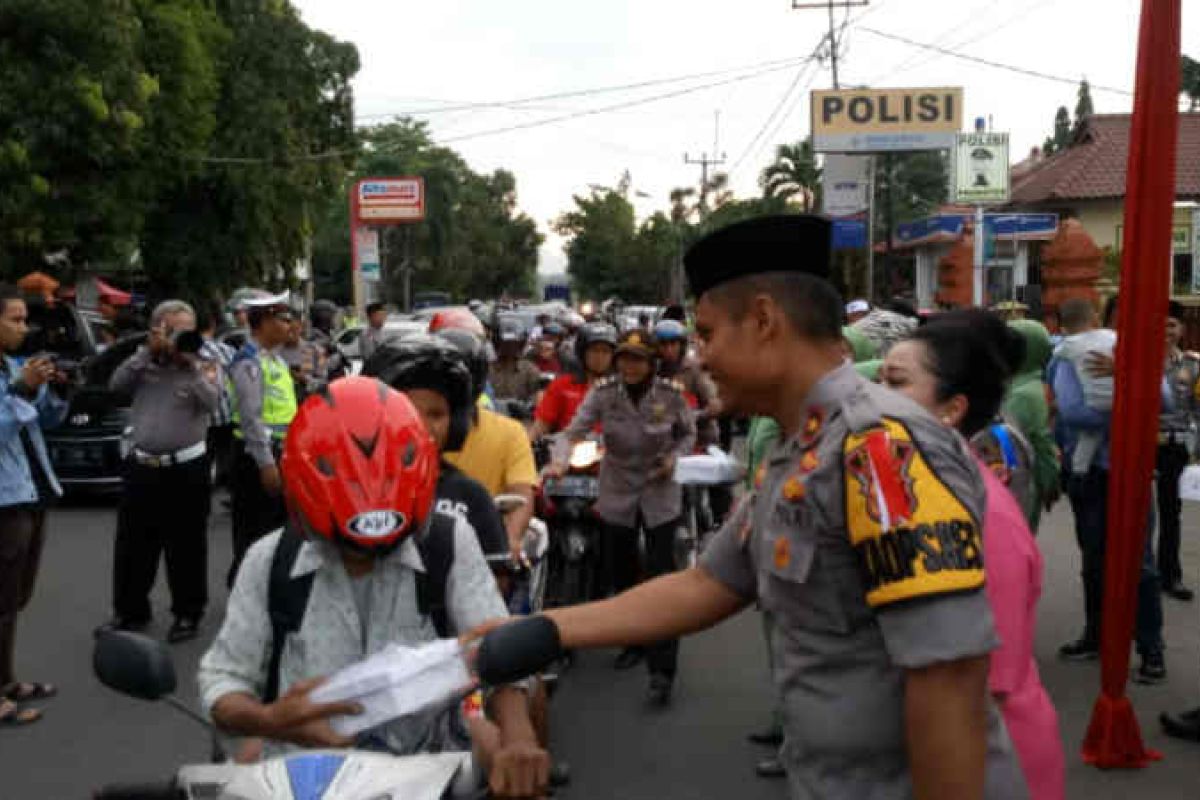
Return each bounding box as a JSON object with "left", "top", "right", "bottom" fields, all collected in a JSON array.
[{"left": 1066, "top": 468, "right": 1163, "bottom": 655}]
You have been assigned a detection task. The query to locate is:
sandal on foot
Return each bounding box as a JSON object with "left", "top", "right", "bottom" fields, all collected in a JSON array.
[
  {"left": 3, "top": 681, "right": 57, "bottom": 702},
  {"left": 0, "top": 698, "right": 42, "bottom": 727}
]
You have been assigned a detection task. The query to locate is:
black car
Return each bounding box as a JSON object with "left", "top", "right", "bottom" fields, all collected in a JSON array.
[{"left": 15, "top": 299, "right": 140, "bottom": 493}]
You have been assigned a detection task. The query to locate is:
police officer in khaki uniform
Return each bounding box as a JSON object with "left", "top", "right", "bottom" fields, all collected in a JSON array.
[
  {"left": 549, "top": 328, "right": 695, "bottom": 705},
  {"left": 226, "top": 291, "right": 298, "bottom": 585},
  {"left": 480, "top": 215, "right": 1028, "bottom": 799}
]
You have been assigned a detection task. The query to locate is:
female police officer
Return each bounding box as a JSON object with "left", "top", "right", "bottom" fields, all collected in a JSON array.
[
  {"left": 477, "top": 215, "right": 1027, "bottom": 800},
  {"left": 547, "top": 329, "right": 695, "bottom": 706}
]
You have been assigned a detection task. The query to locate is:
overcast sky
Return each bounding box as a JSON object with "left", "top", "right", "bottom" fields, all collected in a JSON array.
[{"left": 292, "top": 0, "right": 1197, "bottom": 274}]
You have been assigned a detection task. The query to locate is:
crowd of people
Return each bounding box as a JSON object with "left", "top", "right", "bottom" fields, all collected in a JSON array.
[{"left": 0, "top": 210, "right": 1197, "bottom": 799}]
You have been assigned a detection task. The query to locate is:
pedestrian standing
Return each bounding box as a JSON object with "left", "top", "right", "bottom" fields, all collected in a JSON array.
[
  {"left": 358, "top": 301, "right": 388, "bottom": 363},
  {"left": 1156, "top": 301, "right": 1196, "bottom": 601},
  {"left": 99, "top": 300, "right": 219, "bottom": 643},
  {"left": 0, "top": 283, "right": 67, "bottom": 727},
  {"left": 226, "top": 292, "right": 297, "bottom": 585}
]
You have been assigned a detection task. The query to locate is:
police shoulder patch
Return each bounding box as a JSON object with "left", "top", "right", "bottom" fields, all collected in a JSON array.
[{"left": 842, "top": 417, "right": 984, "bottom": 609}]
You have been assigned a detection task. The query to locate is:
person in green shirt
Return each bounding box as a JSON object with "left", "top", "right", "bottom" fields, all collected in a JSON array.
[{"left": 1003, "top": 319, "right": 1060, "bottom": 531}]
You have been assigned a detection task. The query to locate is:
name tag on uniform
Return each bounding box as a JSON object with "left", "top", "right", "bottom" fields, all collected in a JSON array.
[{"left": 843, "top": 419, "right": 984, "bottom": 608}]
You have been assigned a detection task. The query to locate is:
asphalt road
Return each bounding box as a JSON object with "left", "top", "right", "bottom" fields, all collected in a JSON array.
[{"left": 2, "top": 494, "right": 1197, "bottom": 799}]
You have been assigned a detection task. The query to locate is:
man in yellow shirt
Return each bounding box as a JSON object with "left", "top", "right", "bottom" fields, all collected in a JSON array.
[{"left": 440, "top": 329, "right": 538, "bottom": 561}]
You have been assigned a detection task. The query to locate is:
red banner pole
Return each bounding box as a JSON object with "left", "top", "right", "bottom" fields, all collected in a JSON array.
[{"left": 1082, "top": 0, "right": 1180, "bottom": 769}]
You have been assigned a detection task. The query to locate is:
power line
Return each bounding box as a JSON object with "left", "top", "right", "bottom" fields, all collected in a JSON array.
[
  {"left": 190, "top": 57, "right": 815, "bottom": 164},
  {"left": 857, "top": 27, "right": 1133, "bottom": 95},
  {"left": 728, "top": 56, "right": 821, "bottom": 176},
  {"left": 438, "top": 58, "right": 817, "bottom": 145},
  {"left": 366, "top": 53, "right": 814, "bottom": 117}
]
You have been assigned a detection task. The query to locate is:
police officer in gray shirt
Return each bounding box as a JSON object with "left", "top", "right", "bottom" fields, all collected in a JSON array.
[
  {"left": 99, "top": 300, "right": 219, "bottom": 644},
  {"left": 478, "top": 215, "right": 1028, "bottom": 800}
]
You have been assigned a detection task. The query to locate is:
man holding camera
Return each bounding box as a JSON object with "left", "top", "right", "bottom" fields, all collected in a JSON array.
[{"left": 100, "top": 300, "right": 219, "bottom": 643}]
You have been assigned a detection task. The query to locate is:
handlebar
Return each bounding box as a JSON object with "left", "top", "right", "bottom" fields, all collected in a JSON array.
[{"left": 94, "top": 783, "right": 186, "bottom": 800}]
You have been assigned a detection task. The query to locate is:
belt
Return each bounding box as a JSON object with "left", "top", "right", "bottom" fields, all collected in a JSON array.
[{"left": 132, "top": 442, "right": 207, "bottom": 468}]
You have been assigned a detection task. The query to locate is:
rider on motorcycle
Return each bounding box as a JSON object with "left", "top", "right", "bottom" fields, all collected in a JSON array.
[
  {"left": 653, "top": 319, "right": 719, "bottom": 431},
  {"left": 439, "top": 328, "right": 539, "bottom": 563},
  {"left": 488, "top": 315, "right": 541, "bottom": 404},
  {"left": 197, "top": 378, "right": 548, "bottom": 797},
  {"left": 528, "top": 321, "right": 617, "bottom": 441}
]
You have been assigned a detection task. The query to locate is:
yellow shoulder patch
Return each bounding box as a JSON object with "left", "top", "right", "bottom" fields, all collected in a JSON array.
[{"left": 843, "top": 418, "right": 984, "bottom": 608}]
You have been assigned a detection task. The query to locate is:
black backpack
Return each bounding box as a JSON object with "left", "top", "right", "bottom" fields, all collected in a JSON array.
[{"left": 262, "top": 511, "right": 457, "bottom": 703}]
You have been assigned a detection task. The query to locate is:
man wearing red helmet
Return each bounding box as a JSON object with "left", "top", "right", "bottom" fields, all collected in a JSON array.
[{"left": 198, "top": 378, "right": 549, "bottom": 798}]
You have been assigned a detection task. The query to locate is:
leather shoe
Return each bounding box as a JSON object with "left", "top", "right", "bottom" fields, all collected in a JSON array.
[
  {"left": 1160, "top": 706, "right": 1200, "bottom": 742},
  {"left": 549, "top": 761, "right": 571, "bottom": 787},
  {"left": 167, "top": 618, "right": 201, "bottom": 644},
  {"left": 1161, "top": 581, "right": 1195, "bottom": 601},
  {"left": 747, "top": 728, "right": 784, "bottom": 747},
  {"left": 755, "top": 757, "right": 787, "bottom": 779},
  {"left": 94, "top": 617, "right": 150, "bottom": 637},
  {"left": 613, "top": 647, "right": 644, "bottom": 671}
]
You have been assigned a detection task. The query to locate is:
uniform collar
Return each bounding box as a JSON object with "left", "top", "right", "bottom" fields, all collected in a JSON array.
[
  {"left": 775, "top": 361, "right": 859, "bottom": 459},
  {"left": 290, "top": 535, "right": 426, "bottom": 579}
]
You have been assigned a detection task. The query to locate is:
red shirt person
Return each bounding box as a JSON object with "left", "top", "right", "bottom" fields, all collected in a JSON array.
[{"left": 529, "top": 322, "right": 618, "bottom": 439}]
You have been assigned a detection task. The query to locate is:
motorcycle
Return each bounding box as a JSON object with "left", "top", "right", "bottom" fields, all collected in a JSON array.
[
  {"left": 674, "top": 446, "right": 743, "bottom": 570},
  {"left": 91, "top": 631, "right": 483, "bottom": 800},
  {"left": 539, "top": 438, "right": 603, "bottom": 608}
]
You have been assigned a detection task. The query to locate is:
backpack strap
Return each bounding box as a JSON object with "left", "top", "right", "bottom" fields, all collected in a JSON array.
[
  {"left": 989, "top": 422, "right": 1019, "bottom": 471},
  {"left": 415, "top": 511, "right": 457, "bottom": 639},
  {"left": 264, "top": 525, "right": 314, "bottom": 703}
]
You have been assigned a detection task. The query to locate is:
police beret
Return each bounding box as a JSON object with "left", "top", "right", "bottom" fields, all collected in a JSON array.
[{"left": 684, "top": 214, "right": 832, "bottom": 299}]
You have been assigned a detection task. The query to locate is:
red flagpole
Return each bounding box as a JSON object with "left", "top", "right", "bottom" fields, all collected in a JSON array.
[{"left": 1082, "top": 0, "right": 1180, "bottom": 769}]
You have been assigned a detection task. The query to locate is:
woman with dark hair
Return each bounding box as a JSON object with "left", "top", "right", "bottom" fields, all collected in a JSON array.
[{"left": 880, "top": 309, "right": 1065, "bottom": 800}]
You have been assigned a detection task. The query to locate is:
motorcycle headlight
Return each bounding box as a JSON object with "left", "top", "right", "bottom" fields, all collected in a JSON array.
[{"left": 568, "top": 440, "right": 601, "bottom": 470}]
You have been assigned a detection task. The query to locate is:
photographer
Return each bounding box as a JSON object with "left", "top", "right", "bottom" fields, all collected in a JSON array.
[{"left": 98, "top": 300, "right": 219, "bottom": 644}]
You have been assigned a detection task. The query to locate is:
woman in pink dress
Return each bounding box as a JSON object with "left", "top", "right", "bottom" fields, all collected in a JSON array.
[{"left": 880, "top": 309, "right": 1065, "bottom": 800}]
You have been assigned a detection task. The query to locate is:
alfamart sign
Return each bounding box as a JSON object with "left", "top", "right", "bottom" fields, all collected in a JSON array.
[{"left": 811, "top": 87, "right": 963, "bottom": 153}]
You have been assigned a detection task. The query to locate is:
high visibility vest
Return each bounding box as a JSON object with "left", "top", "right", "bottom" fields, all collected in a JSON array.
[{"left": 230, "top": 351, "right": 298, "bottom": 441}]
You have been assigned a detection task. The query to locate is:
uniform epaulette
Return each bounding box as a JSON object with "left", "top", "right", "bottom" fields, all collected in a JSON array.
[
  {"left": 594, "top": 376, "right": 616, "bottom": 389},
  {"left": 656, "top": 376, "right": 686, "bottom": 394},
  {"left": 839, "top": 380, "right": 886, "bottom": 433}
]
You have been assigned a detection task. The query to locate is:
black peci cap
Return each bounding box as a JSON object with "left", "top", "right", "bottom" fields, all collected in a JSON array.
[
  {"left": 683, "top": 214, "right": 833, "bottom": 299},
  {"left": 1168, "top": 300, "right": 1186, "bottom": 321}
]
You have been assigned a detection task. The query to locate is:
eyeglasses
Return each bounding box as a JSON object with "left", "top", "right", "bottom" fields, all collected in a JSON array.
[{"left": 271, "top": 309, "right": 295, "bottom": 322}]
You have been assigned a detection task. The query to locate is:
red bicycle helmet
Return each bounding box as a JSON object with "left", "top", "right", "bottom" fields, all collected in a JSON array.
[
  {"left": 428, "top": 307, "right": 486, "bottom": 338},
  {"left": 282, "top": 377, "right": 439, "bottom": 554}
]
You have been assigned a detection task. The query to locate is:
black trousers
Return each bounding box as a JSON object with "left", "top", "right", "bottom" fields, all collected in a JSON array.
[
  {"left": 1155, "top": 441, "right": 1189, "bottom": 587},
  {"left": 228, "top": 446, "right": 287, "bottom": 587},
  {"left": 208, "top": 424, "right": 236, "bottom": 488},
  {"left": 603, "top": 515, "right": 681, "bottom": 680},
  {"left": 1065, "top": 468, "right": 1163, "bottom": 655},
  {"left": 113, "top": 458, "right": 211, "bottom": 622}
]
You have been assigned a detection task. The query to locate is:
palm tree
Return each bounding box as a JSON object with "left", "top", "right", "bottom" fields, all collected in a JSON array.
[{"left": 759, "top": 139, "right": 822, "bottom": 211}]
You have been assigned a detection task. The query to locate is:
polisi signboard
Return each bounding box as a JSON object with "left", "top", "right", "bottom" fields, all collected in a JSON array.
[
  {"left": 812, "top": 87, "right": 963, "bottom": 153},
  {"left": 354, "top": 177, "right": 425, "bottom": 223}
]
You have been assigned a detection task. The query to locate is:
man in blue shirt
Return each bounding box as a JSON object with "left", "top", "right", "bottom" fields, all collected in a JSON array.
[
  {"left": 1049, "top": 330, "right": 1167, "bottom": 683},
  {"left": 0, "top": 283, "right": 67, "bottom": 726}
]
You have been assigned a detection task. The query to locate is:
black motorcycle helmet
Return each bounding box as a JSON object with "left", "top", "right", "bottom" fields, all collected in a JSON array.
[
  {"left": 361, "top": 334, "right": 474, "bottom": 451},
  {"left": 492, "top": 313, "right": 528, "bottom": 349},
  {"left": 310, "top": 299, "right": 339, "bottom": 334},
  {"left": 436, "top": 328, "right": 490, "bottom": 403},
  {"left": 574, "top": 321, "right": 618, "bottom": 369}
]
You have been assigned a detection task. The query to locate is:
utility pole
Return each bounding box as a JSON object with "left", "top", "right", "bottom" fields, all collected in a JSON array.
[
  {"left": 791, "top": 1, "right": 869, "bottom": 90},
  {"left": 685, "top": 112, "right": 727, "bottom": 220}
]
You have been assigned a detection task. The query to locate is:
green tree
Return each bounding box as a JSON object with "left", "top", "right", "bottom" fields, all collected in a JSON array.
[
  {"left": 1072, "top": 79, "right": 1094, "bottom": 137},
  {"left": 554, "top": 188, "right": 640, "bottom": 302},
  {"left": 873, "top": 151, "right": 948, "bottom": 241},
  {"left": 139, "top": 0, "right": 360, "bottom": 301},
  {"left": 759, "top": 139, "right": 822, "bottom": 211},
  {"left": 0, "top": 0, "right": 160, "bottom": 275},
  {"left": 1182, "top": 55, "right": 1200, "bottom": 111},
  {"left": 310, "top": 119, "right": 541, "bottom": 306},
  {"left": 1042, "top": 106, "right": 1072, "bottom": 155}
]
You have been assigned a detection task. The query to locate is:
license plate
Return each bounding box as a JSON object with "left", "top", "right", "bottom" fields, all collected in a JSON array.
[{"left": 545, "top": 475, "right": 599, "bottom": 499}]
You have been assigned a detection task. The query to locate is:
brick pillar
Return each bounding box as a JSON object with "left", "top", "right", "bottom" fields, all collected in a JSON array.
[{"left": 1040, "top": 218, "right": 1102, "bottom": 331}]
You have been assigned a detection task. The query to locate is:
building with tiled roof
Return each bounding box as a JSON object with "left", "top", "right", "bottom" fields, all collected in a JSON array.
[{"left": 1009, "top": 114, "right": 1200, "bottom": 265}]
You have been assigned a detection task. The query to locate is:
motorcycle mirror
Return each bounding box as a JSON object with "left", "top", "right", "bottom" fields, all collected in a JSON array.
[{"left": 94, "top": 630, "right": 177, "bottom": 701}]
